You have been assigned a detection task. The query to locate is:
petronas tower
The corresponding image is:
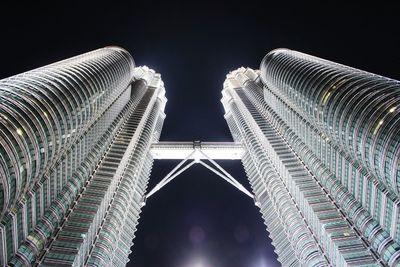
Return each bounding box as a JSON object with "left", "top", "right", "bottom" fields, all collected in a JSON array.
[
  {"left": 0, "top": 47, "right": 166, "bottom": 266},
  {"left": 1, "top": 47, "right": 399, "bottom": 266},
  {"left": 222, "top": 49, "right": 400, "bottom": 266}
]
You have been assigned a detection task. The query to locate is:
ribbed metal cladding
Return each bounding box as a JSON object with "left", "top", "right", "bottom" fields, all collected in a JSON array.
[
  {"left": 245, "top": 75, "right": 400, "bottom": 266},
  {"left": 260, "top": 48, "right": 400, "bottom": 196},
  {"left": 222, "top": 71, "right": 328, "bottom": 266},
  {"left": 0, "top": 47, "right": 139, "bottom": 267},
  {"left": 222, "top": 64, "right": 400, "bottom": 266},
  {"left": 0, "top": 46, "right": 134, "bottom": 217}
]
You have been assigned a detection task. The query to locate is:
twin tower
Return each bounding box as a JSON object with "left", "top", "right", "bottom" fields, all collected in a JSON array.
[{"left": 0, "top": 47, "right": 399, "bottom": 266}]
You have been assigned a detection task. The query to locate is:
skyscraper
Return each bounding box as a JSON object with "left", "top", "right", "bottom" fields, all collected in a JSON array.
[
  {"left": 222, "top": 49, "right": 400, "bottom": 266},
  {"left": 1, "top": 45, "right": 399, "bottom": 267},
  {"left": 0, "top": 47, "right": 166, "bottom": 266}
]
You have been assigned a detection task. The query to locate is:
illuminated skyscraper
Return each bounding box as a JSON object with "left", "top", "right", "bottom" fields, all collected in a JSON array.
[
  {"left": 222, "top": 49, "right": 400, "bottom": 266},
  {"left": 2, "top": 45, "right": 400, "bottom": 267},
  {"left": 0, "top": 47, "right": 166, "bottom": 266}
]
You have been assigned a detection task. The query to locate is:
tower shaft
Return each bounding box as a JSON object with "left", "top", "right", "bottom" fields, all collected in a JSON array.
[{"left": 222, "top": 48, "right": 400, "bottom": 266}]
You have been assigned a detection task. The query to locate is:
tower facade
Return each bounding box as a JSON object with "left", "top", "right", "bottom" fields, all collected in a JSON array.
[
  {"left": 1, "top": 46, "right": 399, "bottom": 267},
  {"left": 0, "top": 48, "right": 166, "bottom": 266},
  {"left": 222, "top": 49, "right": 400, "bottom": 266}
]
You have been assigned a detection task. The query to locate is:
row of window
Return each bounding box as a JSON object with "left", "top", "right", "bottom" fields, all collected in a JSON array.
[
  {"left": 87, "top": 103, "right": 164, "bottom": 267},
  {"left": 1, "top": 48, "right": 136, "bottom": 266},
  {"left": 40, "top": 92, "right": 151, "bottom": 266},
  {"left": 0, "top": 47, "right": 134, "bottom": 222},
  {"left": 1, "top": 87, "right": 131, "bottom": 266},
  {"left": 260, "top": 78, "right": 400, "bottom": 250},
  {"left": 242, "top": 78, "right": 400, "bottom": 265},
  {"left": 263, "top": 82, "right": 400, "bottom": 234},
  {"left": 42, "top": 86, "right": 165, "bottom": 267},
  {"left": 260, "top": 49, "right": 400, "bottom": 196},
  {"left": 223, "top": 95, "right": 328, "bottom": 266},
  {"left": 8, "top": 107, "right": 127, "bottom": 267},
  {"left": 234, "top": 87, "right": 378, "bottom": 266}
]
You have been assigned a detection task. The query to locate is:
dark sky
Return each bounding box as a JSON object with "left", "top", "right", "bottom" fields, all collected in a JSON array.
[{"left": 0, "top": 1, "right": 399, "bottom": 267}]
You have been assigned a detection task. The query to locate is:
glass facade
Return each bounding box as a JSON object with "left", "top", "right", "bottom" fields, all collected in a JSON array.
[
  {"left": 0, "top": 49, "right": 166, "bottom": 266},
  {"left": 222, "top": 48, "right": 400, "bottom": 267},
  {"left": 2, "top": 46, "right": 399, "bottom": 267}
]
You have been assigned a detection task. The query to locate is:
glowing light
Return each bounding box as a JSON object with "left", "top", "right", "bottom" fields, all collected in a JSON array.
[
  {"left": 389, "top": 107, "right": 396, "bottom": 113},
  {"left": 249, "top": 256, "right": 270, "bottom": 267},
  {"left": 322, "top": 91, "right": 331, "bottom": 105},
  {"left": 373, "top": 120, "right": 385, "bottom": 135},
  {"left": 182, "top": 256, "right": 211, "bottom": 267},
  {"left": 43, "top": 112, "right": 48, "bottom": 118},
  {"left": 191, "top": 262, "right": 205, "bottom": 267},
  {"left": 16, "top": 128, "right": 23, "bottom": 136}
]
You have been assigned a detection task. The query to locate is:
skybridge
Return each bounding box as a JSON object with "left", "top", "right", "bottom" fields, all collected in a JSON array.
[{"left": 145, "top": 141, "right": 254, "bottom": 201}]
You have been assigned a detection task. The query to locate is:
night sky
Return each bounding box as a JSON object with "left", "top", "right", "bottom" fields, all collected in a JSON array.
[{"left": 0, "top": 2, "right": 399, "bottom": 267}]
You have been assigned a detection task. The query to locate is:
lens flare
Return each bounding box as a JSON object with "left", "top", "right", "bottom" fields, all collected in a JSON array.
[{"left": 182, "top": 256, "right": 211, "bottom": 267}]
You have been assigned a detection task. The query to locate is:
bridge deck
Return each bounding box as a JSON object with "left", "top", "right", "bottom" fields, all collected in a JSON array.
[{"left": 150, "top": 141, "right": 244, "bottom": 160}]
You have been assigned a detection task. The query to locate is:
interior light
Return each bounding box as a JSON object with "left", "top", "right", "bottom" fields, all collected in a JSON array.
[{"left": 16, "top": 128, "right": 23, "bottom": 136}]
